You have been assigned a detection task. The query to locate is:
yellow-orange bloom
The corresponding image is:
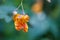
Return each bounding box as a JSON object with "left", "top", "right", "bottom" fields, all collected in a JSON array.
[{"left": 13, "top": 14, "right": 29, "bottom": 32}]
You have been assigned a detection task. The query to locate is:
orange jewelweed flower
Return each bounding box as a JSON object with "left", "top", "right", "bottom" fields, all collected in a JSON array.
[{"left": 13, "top": 14, "right": 29, "bottom": 32}]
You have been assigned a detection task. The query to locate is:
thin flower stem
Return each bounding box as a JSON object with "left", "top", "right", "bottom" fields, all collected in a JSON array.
[
  {"left": 15, "top": 3, "right": 21, "bottom": 11},
  {"left": 21, "top": 1, "right": 25, "bottom": 15},
  {"left": 14, "top": 0, "right": 25, "bottom": 15}
]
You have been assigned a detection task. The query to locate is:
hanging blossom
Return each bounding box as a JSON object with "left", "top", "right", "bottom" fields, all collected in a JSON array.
[{"left": 13, "top": 11, "right": 29, "bottom": 32}]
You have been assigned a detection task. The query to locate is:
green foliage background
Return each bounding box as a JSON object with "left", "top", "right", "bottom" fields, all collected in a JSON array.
[{"left": 0, "top": 0, "right": 60, "bottom": 40}]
